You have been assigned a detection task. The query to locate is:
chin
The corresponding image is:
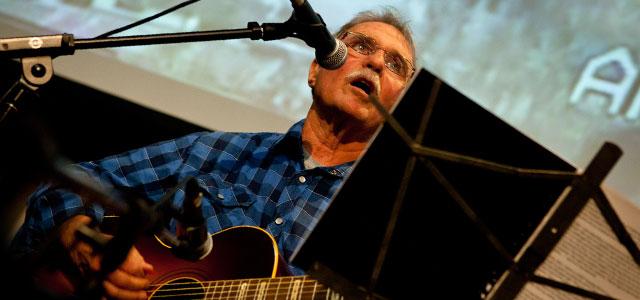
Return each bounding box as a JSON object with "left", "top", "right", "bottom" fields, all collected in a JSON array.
[
  {"left": 345, "top": 106, "right": 381, "bottom": 127},
  {"left": 339, "top": 99, "right": 369, "bottom": 119}
]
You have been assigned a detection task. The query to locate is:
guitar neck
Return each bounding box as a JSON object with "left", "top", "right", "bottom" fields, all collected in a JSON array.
[{"left": 148, "top": 275, "right": 343, "bottom": 300}]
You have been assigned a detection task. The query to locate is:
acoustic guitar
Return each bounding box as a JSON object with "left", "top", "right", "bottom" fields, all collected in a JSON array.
[{"left": 34, "top": 225, "right": 343, "bottom": 299}]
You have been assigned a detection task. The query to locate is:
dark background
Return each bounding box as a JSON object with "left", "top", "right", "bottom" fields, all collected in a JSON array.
[{"left": 0, "top": 57, "right": 206, "bottom": 251}]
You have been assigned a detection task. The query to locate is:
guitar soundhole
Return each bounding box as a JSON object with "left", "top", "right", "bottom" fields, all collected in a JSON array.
[{"left": 149, "top": 278, "right": 205, "bottom": 299}]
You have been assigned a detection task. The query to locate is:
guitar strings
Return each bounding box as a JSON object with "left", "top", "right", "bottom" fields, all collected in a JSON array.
[
  {"left": 144, "top": 276, "right": 337, "bottom": 298},
  {"left": 146, "top": 281, "right": 327, "bottom": 293},
  {"left": 146, "top": 282, "right": 325, "bottom": 292},
  {"left": 147, "top": 283, "right": 326, "bottom": 292},
  {"left": 149, "top": 289, "right": 336, "bottom": 299},
  {"left": 148, "top": 287, "right": 336, "bottom": 298},
  {"left": 145, "top": 275, "right": 316, "bottom": 288}
]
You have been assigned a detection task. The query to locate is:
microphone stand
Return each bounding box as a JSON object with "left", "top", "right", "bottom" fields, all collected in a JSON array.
[
  {"left": 0, "top": 12, "right": 325, "bottom": 124},
  {"left": 0, "top": 6, "right": 330, "bottom": 298}
]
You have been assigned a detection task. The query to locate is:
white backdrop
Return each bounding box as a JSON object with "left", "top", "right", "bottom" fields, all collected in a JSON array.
[{"left": 0, "top": 0, "right": 638, "bottom": 207}]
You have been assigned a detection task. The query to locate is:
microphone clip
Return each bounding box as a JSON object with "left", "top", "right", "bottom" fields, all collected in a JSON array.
[{"left": 260, "top": 12, "right": 324, "bottom": 46}]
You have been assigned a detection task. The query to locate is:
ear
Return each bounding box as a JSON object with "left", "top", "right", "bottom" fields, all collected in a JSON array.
[{"left": 307, "top": 59, "right": 319, "bottom": 87}]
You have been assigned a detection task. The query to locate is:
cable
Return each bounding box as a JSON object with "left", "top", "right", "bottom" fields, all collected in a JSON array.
[{"left": 95, "top": 0, "right": 201, "bottom": 38}]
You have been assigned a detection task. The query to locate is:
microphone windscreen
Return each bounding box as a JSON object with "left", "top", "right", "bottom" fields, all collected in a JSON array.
[{"left": 318, "top": 38, "right": 347, "bottom": 70}]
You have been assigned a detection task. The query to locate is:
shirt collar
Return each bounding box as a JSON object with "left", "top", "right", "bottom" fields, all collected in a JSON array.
[
  {"left": 271, "top": 119, "right": 306, "bottom": 159},
  {"left": 272, "top": 119, "right": 353, "bottom": 177},
  {"left": 317, "top": 163, "right": 352, "bottom": 178}
]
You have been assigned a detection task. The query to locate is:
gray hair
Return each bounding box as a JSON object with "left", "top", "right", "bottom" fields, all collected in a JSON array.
[{"left": 335, "top": 7, "right": 415, "bottom": 62}]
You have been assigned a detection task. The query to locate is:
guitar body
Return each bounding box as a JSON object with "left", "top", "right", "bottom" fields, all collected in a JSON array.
[
  {"left": 35, "top": 226, "right": 290, "bottom": 299},
  {"left": 139, "top": 226, "right": 288, "bottom": 297},
  {"left": 35, "top": 224, "right": 342, "bottom": 299}
]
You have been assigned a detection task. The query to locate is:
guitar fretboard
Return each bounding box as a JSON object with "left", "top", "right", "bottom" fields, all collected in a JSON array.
[{"left": 148, "top": 275, "right": 344, "bottom": 300}]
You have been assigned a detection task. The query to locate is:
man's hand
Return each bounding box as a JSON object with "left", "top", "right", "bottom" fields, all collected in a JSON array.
[{"left": 59, "top": 215, "right": 154, "bottom": 300}]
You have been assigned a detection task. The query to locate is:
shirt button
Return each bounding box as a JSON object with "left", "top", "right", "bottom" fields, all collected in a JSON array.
[
  {"left": 217, "top": 193, "right": 224, "bottom": 199},
  {"left": 275, "top": 217, "right": 284, "bottom": 225},
  {"left": 298, "top": 176, "right": 306, "bottom": 183},
  {"left": 329, "top": 169, "right": 339, "bottom": 176}
]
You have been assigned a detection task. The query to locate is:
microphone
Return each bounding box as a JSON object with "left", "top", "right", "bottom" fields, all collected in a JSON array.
[
  {"left": 289, "top": 0, "right": 347, "bottom": 69},
  {"left": 174, "top": 178, "right": 213, "bottom": 261}
]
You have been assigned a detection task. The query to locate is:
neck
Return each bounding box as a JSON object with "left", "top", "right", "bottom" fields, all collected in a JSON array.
[{"left": 302, "top": 103, "right": 376, "bottom": 166}]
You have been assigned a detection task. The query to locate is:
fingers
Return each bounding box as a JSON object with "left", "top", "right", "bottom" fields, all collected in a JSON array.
[
  {"left": 120, "top": 247, "right": 154, "bottom": 277},
  {"left": 101, "top": 247, "right": 154, "bottom": 299},
  {"left": 103, "top": 256, "right": 152, "bottom": 300},
  {"left": 105, "top": 268, "right": 151, "bottom": 291},
  {"left": 59, "top": 215, "right": 93, "bottom": 249},
  {"left": 102, "top": 279, "right": 149, "bottom": 300},
  {"left": 58, "top": 216, "right": 155, "bottom": 299},
  {"left": 103, "top": 263, "right": 151, "bottom": 299}
]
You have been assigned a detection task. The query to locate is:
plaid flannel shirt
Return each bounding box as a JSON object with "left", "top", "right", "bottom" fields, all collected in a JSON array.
[{"left": 12, "top": 120, "right": 352, "bottom": 271}]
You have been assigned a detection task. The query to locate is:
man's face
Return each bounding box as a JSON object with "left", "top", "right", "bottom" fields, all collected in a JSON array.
[{"left": 308, "top": 21, "right": 413, "bottom": 129}]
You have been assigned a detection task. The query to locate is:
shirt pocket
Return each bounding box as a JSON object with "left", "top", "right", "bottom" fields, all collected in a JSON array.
[
  {"left": 203, "top": 184, "right": 257, "bottom": 208},
  {"left": 192, "top": 174, "right": 257, "bottom": 208},
  {"left": 198, "top": 174, "right": 266, "bottom": 229}
]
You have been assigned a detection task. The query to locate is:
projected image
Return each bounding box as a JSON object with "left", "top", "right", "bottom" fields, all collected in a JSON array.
[{"left": 0, "top": 0, "right": 638, "bottom": 207}]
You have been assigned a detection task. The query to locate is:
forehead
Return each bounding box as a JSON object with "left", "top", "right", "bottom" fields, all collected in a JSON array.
[{"left": 346, "top": 21, "right": 413, "bottom": 61}]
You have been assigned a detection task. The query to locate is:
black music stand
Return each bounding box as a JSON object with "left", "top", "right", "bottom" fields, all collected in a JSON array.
[{"left": 290, "top": 69, "right": 638, "bottom": 299}]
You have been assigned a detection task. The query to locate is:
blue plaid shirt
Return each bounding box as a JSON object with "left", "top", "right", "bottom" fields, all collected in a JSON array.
[{"left": 12, "top": 120, "right": 352, "bottom": 271}]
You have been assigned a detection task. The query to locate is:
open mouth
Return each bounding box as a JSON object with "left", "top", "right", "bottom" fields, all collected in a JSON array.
[{"left": 350, "top": 79, "right": 374, "bottom": 95}]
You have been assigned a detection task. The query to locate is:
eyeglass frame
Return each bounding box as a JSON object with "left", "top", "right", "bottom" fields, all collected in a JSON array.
[{"left": 338, "top": 31, "right": 416, "bottom": 80}]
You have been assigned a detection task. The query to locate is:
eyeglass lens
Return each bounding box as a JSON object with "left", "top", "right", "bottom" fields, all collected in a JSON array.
[{"left": 342, "top": 32, "right": 412, "bottom": 79}]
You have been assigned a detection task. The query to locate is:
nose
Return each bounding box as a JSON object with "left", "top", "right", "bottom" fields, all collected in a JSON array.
[{"left": 364, "top": 49, "right": 386, "bottom": 74}]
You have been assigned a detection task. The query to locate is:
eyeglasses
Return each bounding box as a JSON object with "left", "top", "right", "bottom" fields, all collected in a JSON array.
[{"left": 339, "top": 31, "right": 415, "bottom": 80}]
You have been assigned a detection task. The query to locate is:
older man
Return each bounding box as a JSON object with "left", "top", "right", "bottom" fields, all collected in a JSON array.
[{"left": 11, "top": 8, "right": 416, "bottom": 300}]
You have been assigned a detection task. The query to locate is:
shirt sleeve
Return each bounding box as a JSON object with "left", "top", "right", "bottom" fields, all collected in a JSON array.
[{"left": 10, "top": 132, "right": 205, "bottom": 258}]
